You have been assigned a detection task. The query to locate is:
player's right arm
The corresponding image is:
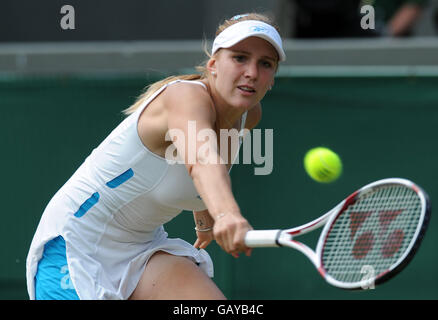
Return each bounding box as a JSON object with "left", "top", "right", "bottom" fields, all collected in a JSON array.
[{"left": 163, "top": 82, "right": 252, "bottom": 257}]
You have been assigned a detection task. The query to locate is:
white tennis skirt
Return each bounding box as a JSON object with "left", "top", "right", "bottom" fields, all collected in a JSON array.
[{"left": 27, "top": 225, "right": 214, "bottom": 300}]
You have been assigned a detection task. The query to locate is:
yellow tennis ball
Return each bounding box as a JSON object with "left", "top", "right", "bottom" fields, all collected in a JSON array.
[{"left": 304, "top": 147, "right": 342, "bottom": 183}]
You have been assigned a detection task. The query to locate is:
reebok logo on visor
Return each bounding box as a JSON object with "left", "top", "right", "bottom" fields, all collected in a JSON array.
[{"left": 251, "top": 26, "right": 269, "bottom": 33}]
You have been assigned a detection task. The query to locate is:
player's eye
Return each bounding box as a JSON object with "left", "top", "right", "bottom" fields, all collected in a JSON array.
[
  {"left": 233, "top": 55, "right": 247, "bottom": 63},
  {"left": 261, "top": 60, "right": 273, "bottom": 69}
]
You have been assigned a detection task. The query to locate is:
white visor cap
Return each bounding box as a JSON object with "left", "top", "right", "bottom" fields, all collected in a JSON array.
[{"left": 212, "top": 20, "right": 286, "bottom": 62}]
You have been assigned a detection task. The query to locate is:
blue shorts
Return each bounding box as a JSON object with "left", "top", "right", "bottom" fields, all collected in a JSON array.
[{"left": 34, "top": 236, "right": 80, "bottom": 300}]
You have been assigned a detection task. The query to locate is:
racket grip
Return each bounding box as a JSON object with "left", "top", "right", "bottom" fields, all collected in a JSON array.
[{"left": 245, "top": 230, "right": 282, "bottom": 247}]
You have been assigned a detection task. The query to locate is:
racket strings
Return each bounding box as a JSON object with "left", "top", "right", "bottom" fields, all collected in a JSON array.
[{"left": 321, "top": 185, "right": 422, "bottom": 285}]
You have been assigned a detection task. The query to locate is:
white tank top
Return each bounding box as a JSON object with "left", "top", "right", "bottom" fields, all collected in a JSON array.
[
  {"left": 26, "top": 79, "right": 247, "bottom": 299},
  {"left": 71, "top": 79, "right": 247, "bottom": 232}
]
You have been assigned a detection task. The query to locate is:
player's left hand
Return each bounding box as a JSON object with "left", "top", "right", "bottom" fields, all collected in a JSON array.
[{"left": 194, "top": 230, "right": 214, "bottom": 249}]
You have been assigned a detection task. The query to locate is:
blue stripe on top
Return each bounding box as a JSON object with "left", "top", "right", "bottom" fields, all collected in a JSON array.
[
  {"left": 74, "top": 192, "right": 100, "bottom": 218},
  {"left": 106, "top": 168, "right": 134, "bottom": 188}
]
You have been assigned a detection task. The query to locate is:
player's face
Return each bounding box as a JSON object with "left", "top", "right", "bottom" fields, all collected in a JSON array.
[{"left": 211, "top": 37, "right": 278, "bottom": 109}]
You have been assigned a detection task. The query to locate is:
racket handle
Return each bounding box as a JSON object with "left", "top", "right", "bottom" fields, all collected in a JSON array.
[{"left": 245, "top": 230, "right": 282, "bottom": 247}]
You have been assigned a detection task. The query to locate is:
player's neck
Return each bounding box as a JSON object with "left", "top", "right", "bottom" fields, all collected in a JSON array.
[{"left": 208, "top": 85, "right": 246, "bottom": 130}]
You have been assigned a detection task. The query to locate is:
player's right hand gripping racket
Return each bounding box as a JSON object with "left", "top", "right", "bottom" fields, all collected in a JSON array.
[{"left": 245, "top": 178, "right": 431, "bottom": 289}]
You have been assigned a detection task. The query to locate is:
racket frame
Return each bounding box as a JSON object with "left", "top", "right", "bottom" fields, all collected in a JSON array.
[{"left": 244, "top": 178, "right": 431, "bottom": 289}]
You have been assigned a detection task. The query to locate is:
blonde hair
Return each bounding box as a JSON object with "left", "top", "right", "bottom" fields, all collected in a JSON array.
[
  {"left": 215, "top": 12, "right": 280, "bottom": 37},
  {"left": 123, "top": 12, "right": 280, "bottom": 115}
]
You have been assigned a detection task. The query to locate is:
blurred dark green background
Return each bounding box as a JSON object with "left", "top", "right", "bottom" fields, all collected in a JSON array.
[{"left": 1, "top": 73, "right": 437, "bottom": 299}]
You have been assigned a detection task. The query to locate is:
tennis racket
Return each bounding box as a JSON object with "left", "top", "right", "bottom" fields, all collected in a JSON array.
[{"left": 244, "top": 178, "right": 431, "bottom": 289}]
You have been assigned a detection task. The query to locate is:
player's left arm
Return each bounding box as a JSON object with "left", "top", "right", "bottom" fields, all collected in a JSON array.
[{"left": 193, "top": 209, "right": 215, "bottom": 249}]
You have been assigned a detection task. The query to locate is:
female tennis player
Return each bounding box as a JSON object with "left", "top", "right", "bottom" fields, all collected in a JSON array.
[{"left": 26, "top": 13, "right": 286, "bottom": 300}]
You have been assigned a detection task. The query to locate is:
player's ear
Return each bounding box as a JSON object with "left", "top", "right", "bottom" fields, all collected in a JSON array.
[
  {"left": 269, "top": 80, "right": 275, "bottom": 90},
  {"left": 207, "top": 57, "right": 217, "bottom": 77}
]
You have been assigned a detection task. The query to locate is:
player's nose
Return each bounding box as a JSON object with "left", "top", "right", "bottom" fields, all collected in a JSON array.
[{"left": 244, "top": 61, "right": 258, "bottom": 79}]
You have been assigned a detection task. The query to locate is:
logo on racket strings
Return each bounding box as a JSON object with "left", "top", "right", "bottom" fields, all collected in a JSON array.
[{"left": 350, "top": 209, "right": 405, "bottom": 260}]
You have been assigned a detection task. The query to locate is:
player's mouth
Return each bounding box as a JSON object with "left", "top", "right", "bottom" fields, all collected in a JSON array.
[{"left": 237, "top": 85, "right": 256, "bottom": 95}]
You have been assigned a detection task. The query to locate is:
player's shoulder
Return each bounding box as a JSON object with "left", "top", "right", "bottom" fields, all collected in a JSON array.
[
  {"left": 163, "top": 80, "right": 214, "bottom": 118},
  {"left": 164, "top": 80, "right": 212, "bottom": 106}
]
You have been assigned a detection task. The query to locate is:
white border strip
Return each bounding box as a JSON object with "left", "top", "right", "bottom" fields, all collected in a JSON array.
[{"left": 277, "top": 65, "right": 438, "bottom": 77}]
